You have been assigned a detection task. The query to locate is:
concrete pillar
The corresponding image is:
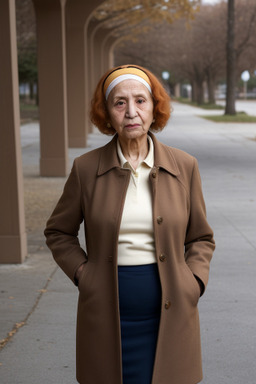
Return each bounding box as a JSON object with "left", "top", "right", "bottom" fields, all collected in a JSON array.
[
  {"left": 86, "top": 19, "right": 100, "bottom": 104},
  {"left": 0, "top": 0, "right": 27, "bottom": 263},
  {"left": 87, "top": 20, "right": 109, "bottom": 133},
  {"left": 65, "top": 2, "right": 88, "bottom": 148},
  {"left": 108, "top": 42, "right": 115, "bottom": 69},
  {"left": 101, "top": 34, "right": 117, "bottom": 73},
  {"left": 86, "top": 21, "right": 119, "bottom": 114},
  {"left": 90, "top": 25, "right": 111, "bottom": 95},
  {"left": 65, "top": 0, "right": 106, "bottom": 147},
  {"left": 32, "top": 0, "right": 68, "bottom": 176},
  {"left": 110, "top": 36, "right": 125, "bottom": 67},
  {"left": 85, "top": 19, "right": 99, "bottom": 134}
]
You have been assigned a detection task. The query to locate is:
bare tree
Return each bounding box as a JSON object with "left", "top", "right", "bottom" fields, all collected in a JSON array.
[
  {"left": 92, "top": 0, "right": 201, "bottom": 29},
  {"left": 115, "top": 0, "right": 256, "bottom": 106},
  {"left": 16, "top": 0, "right": 37, "bottom": 100},
  {"left": 225, "top": 0, "right": 236, "bottom": 114},
  {"left": 115, "top": 4, "right": 227, "bottom": 104},
  {"left": 225, "top": 0, "right": 256, "bottom": 114}
]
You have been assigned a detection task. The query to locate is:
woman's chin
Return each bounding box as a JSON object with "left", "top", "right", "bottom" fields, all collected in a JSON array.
[{"left": 119, "top": 129, "right": 148, "bottom": 141}]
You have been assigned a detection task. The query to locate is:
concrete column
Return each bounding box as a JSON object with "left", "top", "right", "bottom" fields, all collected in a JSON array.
[
  {"left": 87, "top": 20, "right": 108, "bottom": 133},
  {"left": 87, "top": 20, "right": 118, "bottom": 115},
  {"left": 110, "top": 36, "right": 125, "bottom": 67},
  {"left": 85, "top": 19, "right": 99, "bottom": 134},
  {"left": 90, "top": 25, "right": 111, "bottom": 95},
  {"left": 86, "top": 19, "right": 100, "bottom": 105},
  {"left": 65, "top": 2, "right": 88, "bottom": 148},
  {"left": 108, "top": 43, "right": 115, "bottom": 69},
  {"left": 101, "top": 34, "right": 117, "bottom": 73},
  {"left": 65, "top": 0, "right": 106, "bottom": 147},
  {"left": 0, "top": 0, "right": 27, "bottom": 263},
  {"left": 32, "top": 0, "right": 68, "bottom": 176}
]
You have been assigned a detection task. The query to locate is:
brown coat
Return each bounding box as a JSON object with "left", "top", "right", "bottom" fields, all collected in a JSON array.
[{"left": 45, "top": 132, "right": 215, "bottom": 384}]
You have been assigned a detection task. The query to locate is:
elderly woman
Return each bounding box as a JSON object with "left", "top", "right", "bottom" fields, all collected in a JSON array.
[{"left": 44, "top": 64, "right": 215, "bottom": 384}]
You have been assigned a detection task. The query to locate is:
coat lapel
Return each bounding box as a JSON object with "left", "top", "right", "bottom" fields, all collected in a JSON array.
[
  {"left": 97, "top": 135, "right": 120, "bottom": 176},
  {"left": 97, "top": 132, "right": 180, "bottom": 177},
  {"left": 150, "top": 132, "right": 180, "bottom": 176}
]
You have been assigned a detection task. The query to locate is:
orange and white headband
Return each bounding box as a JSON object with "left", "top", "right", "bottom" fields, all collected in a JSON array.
[{"left": 103, "top": 67, "right": 152, "bottom": 100}]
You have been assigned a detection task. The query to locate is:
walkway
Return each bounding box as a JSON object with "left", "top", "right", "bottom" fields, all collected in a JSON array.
[{"left": 1, "top": 101, "right": 256, "bottom": 383}]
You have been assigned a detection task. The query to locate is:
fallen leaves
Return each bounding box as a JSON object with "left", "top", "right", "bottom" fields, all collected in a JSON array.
[
  {"left": 0, "top": 322, "right": 26, "bottom": 351},
  {"left": 38, "top": 289, "right": 47, "bottom": 293}
]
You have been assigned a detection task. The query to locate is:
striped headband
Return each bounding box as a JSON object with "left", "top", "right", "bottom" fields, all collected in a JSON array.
[{"left": 103, "top": 67, "right": 152, "bottom": 100}]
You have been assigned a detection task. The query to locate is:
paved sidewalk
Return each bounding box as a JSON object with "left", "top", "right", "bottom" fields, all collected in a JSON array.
[
  {"left": 217, "top": 99, "right": 256, "bottom": 116},
  {"left": 1, "top": 101, "right": 256, "bottom": 383}
]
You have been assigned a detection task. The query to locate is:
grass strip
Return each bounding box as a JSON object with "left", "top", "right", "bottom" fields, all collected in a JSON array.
[
  {"left": 175, "top": 98, "right": 224, "bottom": 110},
  {"left": 199, "top": 112, "right": 256, "bottom": 123}
]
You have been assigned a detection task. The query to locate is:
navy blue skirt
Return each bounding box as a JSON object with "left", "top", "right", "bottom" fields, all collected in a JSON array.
[{"left": 118, "top": 264, "right": 162, "bottom": 384}]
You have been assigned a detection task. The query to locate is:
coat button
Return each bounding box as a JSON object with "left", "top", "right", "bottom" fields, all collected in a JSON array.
[
  {"left": 152, "top": 172, "right": 157, "bottom": 178},
  {"left": 164, "top": 300, "right": 171, "bottom": 309},
  {"left": 159, "top": 254, "right": 166, "bottom": 262},
  {"left": 157, "top": 216, "right": 163, "bottom": 224}
]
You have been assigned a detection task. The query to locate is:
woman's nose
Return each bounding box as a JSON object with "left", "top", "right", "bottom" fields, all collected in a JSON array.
[{"left": 125, "top": 101, "right": 137, "bottom": 118}]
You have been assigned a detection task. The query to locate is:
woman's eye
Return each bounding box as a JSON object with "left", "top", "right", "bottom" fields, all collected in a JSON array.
[
  {"left": 137, "top": 98, "right": 145, "bottom": 104},
  {"left": 115, "top": 100, "right": 125, "bottom": 106}
]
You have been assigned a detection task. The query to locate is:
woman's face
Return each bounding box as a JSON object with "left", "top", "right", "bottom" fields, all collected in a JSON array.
[{"left": 106, "top": 79, "right": 154, "bottom": 142}]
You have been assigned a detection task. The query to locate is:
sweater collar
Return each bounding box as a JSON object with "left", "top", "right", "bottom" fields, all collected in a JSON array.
[{"left": 116, "top": 135, "right": 154, "bottom": 169}]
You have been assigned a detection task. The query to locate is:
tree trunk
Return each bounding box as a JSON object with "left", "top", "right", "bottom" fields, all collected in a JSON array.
[
  {"left": 35, "top": 80, "right": 39, "bottom": 106},
  {"left": 206, "top": 71, "right": 216, "bottom": 104},
  {"left": 192, "top": 79, "right": 204, "bottom": 104},
  {"left": 191, "top": 80, "right": 197, "bottom": 103},
  {"left": 29, "top": 81, "right": 34, "bottom": 100},
  {"left": 194, "top": 72, "right": 204, "bottom": 105},
  {"left": 225, "top": 0, "right": 236, "bottom": 115},
  {"left": 196, "top": 80, "right": 204, "bottom": 105}
]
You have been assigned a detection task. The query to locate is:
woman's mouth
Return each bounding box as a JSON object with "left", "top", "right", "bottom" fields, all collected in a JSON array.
[{"left": 125, "top": 124, "right": 140, "bottom": 129}]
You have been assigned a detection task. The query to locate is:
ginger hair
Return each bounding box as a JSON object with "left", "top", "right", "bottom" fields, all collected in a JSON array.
[{"left": 90, "top": 64, "right": 171, "bottom": 135}]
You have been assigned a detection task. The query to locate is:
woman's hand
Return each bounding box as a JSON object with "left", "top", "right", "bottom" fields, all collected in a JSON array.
[{"left": 75, "top": 262, "right": 86, "bottom": 285}]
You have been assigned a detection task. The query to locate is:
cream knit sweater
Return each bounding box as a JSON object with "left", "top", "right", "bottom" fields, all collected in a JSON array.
[{"left": 117, "top": 136, "right": 156, "bottom": 266}]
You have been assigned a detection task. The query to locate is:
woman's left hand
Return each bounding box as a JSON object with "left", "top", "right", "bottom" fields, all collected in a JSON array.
[{"left": 75, "top": 263, "right": 86, "bottom": 285}]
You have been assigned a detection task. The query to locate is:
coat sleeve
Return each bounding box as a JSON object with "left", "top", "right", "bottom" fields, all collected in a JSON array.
[
  {"left": 44, "top": 159, "right": 87, "bottom": 285},
  {"left": 184, "top": 158, "right": 215, "bottom": 295}
]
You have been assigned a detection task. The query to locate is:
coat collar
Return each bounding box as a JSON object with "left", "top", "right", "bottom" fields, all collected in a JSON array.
[
  {"left": 97, "top": 132, "right": 180, "bottom": 177},
  {"left": 149, "top": 132, "right": 180, "bottom": 176}
]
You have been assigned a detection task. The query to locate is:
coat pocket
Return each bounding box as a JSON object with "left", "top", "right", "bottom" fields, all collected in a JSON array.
[
  {"left": 78, "top": 261, "right": 89, "bottom": 293},
  {"left": 181, "top": 263, "right": 201, "bottom": 306}
]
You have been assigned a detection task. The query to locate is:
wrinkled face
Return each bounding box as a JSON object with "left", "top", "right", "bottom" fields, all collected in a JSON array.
[{"left": 106, "top": 79, "right": 154, "bottom": 142}]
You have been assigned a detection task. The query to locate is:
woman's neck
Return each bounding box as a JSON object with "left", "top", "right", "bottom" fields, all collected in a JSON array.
[{"left": 119, "top": 135, "right": 149, "bottom": 170}]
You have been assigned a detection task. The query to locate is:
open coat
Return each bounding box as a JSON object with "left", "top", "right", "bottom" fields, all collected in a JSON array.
[{"left": 45, "top": 132, "right": 215, "bottom": 384}]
